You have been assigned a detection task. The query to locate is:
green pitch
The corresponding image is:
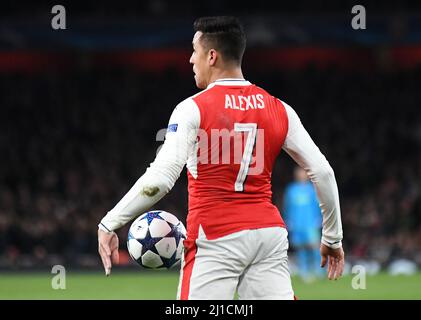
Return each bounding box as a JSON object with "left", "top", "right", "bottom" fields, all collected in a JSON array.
[{"left": 0, "top": 271, "right": 420, "bottom": 299}]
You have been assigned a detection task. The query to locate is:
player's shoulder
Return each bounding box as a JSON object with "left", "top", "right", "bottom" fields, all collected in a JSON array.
[
  {"left": 173, "top": 95, "right": 200, "bottom": 113},
  {"left": 249, "top": 82, "right": 274, "bottom": 97},
  {"left": 252, "top": 84, "right": 289, "bottom": 107},
  {"left": 168, "top": 96, "right": 201, "bottom": 127},
  {"left": 174, "top": 85, "right": 216, "bottom": 110},
  {"left": 251, "top": 83, "right": 271, "bottom": 95}
]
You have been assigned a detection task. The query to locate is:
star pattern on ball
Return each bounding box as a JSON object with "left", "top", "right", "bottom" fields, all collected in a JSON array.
[
  {"left": 140, "top": 210, "right": 164, "bottom": 225},
  {"left": 128, "top": 210, "right": 186, "bottom": 270}
]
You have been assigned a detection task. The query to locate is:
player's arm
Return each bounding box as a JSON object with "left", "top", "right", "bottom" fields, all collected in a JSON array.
[
  {"left": 98, "top": 98, "right": 200, "bottom": 275},
  {"left": 281, "top": 100, "right": 344, "bottom": 280}
]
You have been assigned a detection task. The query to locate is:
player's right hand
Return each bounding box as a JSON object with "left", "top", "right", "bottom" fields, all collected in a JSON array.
[
  {"left": 320, "top": 244, "right": 345, "bottom": 280},
  {"left": 98, "top": 229, "right": 119, "bottom": 276}
]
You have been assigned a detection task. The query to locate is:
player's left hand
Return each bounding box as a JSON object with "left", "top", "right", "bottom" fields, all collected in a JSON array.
[
  {"left": 320, "top": 243, "right": 345, "bottom": 280},
  {"left": 98, "top": 229, "right": 119, "bottom": 276}
]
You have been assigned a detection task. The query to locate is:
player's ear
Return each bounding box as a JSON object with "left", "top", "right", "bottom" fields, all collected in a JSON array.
[{"left": 208, "top": 49, "right": 217, "bottom": 66}]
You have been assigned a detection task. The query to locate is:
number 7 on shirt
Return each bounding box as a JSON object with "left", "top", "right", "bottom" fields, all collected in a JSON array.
[{"left": 234, "top": 123, "right": 257, "bottom": 192}]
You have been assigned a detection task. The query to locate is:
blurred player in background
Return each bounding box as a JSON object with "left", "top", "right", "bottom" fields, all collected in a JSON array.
[
  {"left": 284, "top": 166, "right": 323, "bottom": 282},
  {"left": 97, "top": 16, "right": 344, "bottom": 299}
]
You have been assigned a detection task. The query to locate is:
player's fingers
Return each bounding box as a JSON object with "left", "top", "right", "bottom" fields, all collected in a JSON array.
[
  {"left": 100, "top": 252, "right": 111, "bottom": 272},
  {"left": 111, "top": 247, "right": 119, "bottom": 265},
  {"left": 332, "top": 257, "right": 343, "bottom": 280},
  {"left": 99, "top": 245, "right": 112, "bottom": 276},
  {"left": 320, "top": 254, "right": 327, "bottom": 268},
  {"left": 332, "top": 261, "right": 339, "bottom": 280},
  {"left": 101, "top": 242, "right": 112, "bottom": 256},
  {"left": 335, "top": 258, "right": 345, "bottom": 279},
  {"left": 328, "top": 256, "right": 336, "bottom": 280},
  {"left": 99, "top": 247, "right": 110, "bottom": 267}
]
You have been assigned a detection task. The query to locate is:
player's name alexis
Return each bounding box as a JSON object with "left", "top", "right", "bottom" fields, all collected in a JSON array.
[{"left": 225, "top": 94, "right": 265, "bottom": 111}]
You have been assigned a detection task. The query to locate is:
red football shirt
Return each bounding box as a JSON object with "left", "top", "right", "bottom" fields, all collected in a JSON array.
[{"left": 187, "top": 79, "right": 288, "bottom": 240}]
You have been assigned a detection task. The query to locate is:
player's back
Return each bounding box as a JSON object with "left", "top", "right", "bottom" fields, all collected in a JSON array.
[{"left": 186, "top": 79, "right": 289, "bottom": 240}]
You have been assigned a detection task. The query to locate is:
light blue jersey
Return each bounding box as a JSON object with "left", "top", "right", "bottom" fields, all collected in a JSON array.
[
  {"left": 284, "top": 181, "right": 321, "bottom": 245},
  {"left": 284, "top": 181, "right": 324, "bottom": 279}
]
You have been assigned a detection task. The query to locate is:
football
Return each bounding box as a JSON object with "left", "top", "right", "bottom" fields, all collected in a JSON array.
[{"left": 127, "top": 210, "right": 186, "bottom": 269}]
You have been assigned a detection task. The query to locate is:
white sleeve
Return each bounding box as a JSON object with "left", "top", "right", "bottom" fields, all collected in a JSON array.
[
  {"left": 99, "top": 98, "right": 200, "bottom": 232},
  {"left": 281, "top": 101, "right": 343, "bottom": 249}
]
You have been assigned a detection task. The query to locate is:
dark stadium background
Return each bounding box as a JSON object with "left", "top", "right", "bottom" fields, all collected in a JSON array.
[{"left": 0, "top": 1, "right": 420, "bottom": 298}]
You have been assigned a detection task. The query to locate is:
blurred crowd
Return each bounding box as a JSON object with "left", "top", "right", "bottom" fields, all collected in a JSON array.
[{"left": 0, "top": 65, "right": 420, "bottom": 269}]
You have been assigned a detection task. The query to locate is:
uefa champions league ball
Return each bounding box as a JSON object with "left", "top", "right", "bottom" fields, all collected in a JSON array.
[{"left": 127, "top": 210, "right": 186, "bottom": 269}]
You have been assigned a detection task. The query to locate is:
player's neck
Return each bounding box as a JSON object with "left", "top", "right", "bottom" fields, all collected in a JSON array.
[{"left": 208, "top": 68, "right": 244, "bottom": 85}]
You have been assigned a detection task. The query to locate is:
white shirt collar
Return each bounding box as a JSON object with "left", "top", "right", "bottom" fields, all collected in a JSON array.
[{"left": 207, "top": 78, "right": 251, "bottom": 89}]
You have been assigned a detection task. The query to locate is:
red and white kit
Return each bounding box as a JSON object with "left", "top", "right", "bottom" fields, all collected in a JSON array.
[{"left": 100, "top": 79, "right": 343, "bottom": 300}]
